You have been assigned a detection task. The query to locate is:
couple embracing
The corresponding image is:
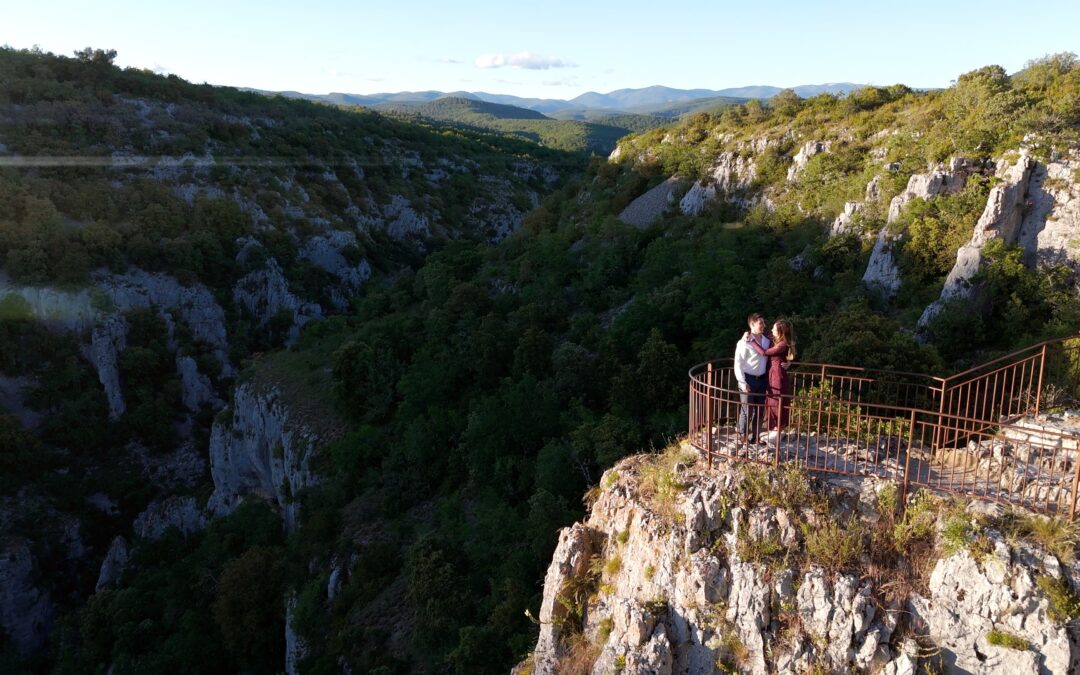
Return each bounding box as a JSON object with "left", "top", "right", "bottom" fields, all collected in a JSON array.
[{"left": 733, "top": 313, "right": 796, "bottom": 445}]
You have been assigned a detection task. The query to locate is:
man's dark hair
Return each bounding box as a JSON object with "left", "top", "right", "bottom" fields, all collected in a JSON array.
[{"left": 747, "top": 313, "right": 764, "bottom": 326}]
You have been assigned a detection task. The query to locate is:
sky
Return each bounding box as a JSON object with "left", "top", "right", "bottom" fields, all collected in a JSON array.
[{"left": 4, "top": 0, "right": 1079, "bottom": 99}]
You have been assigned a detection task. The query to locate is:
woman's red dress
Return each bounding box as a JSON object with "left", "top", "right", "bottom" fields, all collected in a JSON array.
[{"left": 748, "top": 340, "right": 791, "bottom": 430}]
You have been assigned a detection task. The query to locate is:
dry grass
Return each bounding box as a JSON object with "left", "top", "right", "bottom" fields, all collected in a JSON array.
[
  {"left": 1000, "top": 510, "right": 1080, "bottom": 563},
  {"left": 636, "top": 442, "right": 697, "bottom": 519},
  {"left": 553, "top": 634, "right": 601, "bottom": 675}
]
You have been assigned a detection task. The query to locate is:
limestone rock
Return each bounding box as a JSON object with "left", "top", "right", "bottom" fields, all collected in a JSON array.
[
  {"left": 0, "top": 540, "right": 54, "bottom": 657},
  {"left": 233, "top": 258, "right": 323, "bottom": 345},
  {"left": 299, "top": 230, "right": 372, "bottom": 310},
  {"left": 862, "top": 160, "right": 980, "bottom": 296},
  {"left": 207, "top": 384, "right": 320, "bottom": 531},
  {"left": 527, "top": 452, "right": 1080, "bottom": 675},
  {"left": 95, "top": 536, "right": 129, "bottom": 591},
  {"left": 133, "top": 495, "right": 207, "bottom": 540},
  {"left": 862, "top": 227, "right": 902, "bottom": 293},
  {"left": 176, "top": 355, "right": 217, "bottom": 412},
  {"left": 285, "top": 593, "right": 308, "bottom": 675},
  {"left": 680, "top": 152, "right": 758, "bottom": 216},
  {"left": 100, "top": 269, "right": 231, "bottom": 373},
  {"left": 533, "top": 523, "right": 603, "bottom": 672},
  {"left": 908, "top": 546, "right": 1076, "bottom": 674},
  {"left": 919, "top": 153, "right": 1036, "bottom": 328},
  {"left": 382, "top": 194, "right": 430, "bottom": 239},
  {"left": 787, "top": 140, "right": 830, "bottom": 181},
  {"left": 90, "top": 314, "right": 128, "bottom": 418},
  {"left": 829, "top": 201, "right": 863, "bottom": 237},
  {"left": 619, "top": 177, "right": 683, "bottom": 229}
]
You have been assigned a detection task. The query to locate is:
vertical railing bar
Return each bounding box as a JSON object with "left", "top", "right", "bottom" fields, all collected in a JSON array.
[{"left": 1035, "top": 344, "right": 1048, "bottom": 416}]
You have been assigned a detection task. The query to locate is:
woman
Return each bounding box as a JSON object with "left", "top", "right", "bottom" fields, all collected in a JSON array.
[{"left": 744, "top": 319, "right": 795, "bottom": 441}]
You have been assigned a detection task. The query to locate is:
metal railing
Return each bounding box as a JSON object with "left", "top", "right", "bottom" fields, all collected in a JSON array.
[{"left": 688, "top": 337, "right": 1080, "bottom": 517}]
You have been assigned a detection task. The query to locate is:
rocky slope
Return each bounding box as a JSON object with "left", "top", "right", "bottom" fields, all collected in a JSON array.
[
  {"left": 524, "top": 448, "right": 1080, "bottom": 674},
  {"left": 610, "top": 107, "right": 1080, "bottom": 330}
]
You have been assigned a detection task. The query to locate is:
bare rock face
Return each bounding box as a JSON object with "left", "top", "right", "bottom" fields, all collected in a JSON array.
[
  {"left": 680, "top": 153, "right": 759, "bottom": 217},
  {"left": 207, "top": 384, "right": 319, "bottom": 532},
  {"left": 299, "top": 231, "right": 372, "bottom": 311},
  {"left": 0, "top": 540, "right": 54, "bottom": 657},
  {"left": 90, "top": 315, "right": 128, "bottom": 418},
  {"left": 534, "top": 523, "right": 604, "bottom": 673},
  {"left": 133, "top": 495, "right": 207, "bottom": 540},
  {"left": 863, "top": 158, "right": 981, "bottom": 296},
  {"left": 910, "top": 542, "right": 1077, "bottom": 674},
  {"left": 862, "top": 228, "right": 903, "bottom": 293},
  {"left": 918, "top": 153, "right": 1037, "bottom": 328},
  {"left": 787, "top": 140, "right": 830, "bottom": 181},
  {"left": 619, "top": 177, "right": 683, "bottom": 229},
  {"left": 382, "top": 194, "right": 430, "bottom": 239},
  {"left": 829, "top": 201, "right": 864, "bottom": 237},
  {"left": 100, "top": 269, "right": 231, "bottom": 373},
  {"left": 0, "top": 268, "right": 233, "bottom": 419},
  {"left": 525, "top": 451, "right": 1080, "bottom": 675},
  {"left": 1021, "top": 152, "right": 1080, "bottom": 268},
  {"left": 233, "top": 258, "right": 323, "bottom": 346},
  {"left": 176, "top": 355, "right": 218, "bottom": 412},
  {"left": 285, "top": 593, "right": 308, "bottom": 675},
  {"left": 95, "top": 536, "right": 129, "bottom": 591}
]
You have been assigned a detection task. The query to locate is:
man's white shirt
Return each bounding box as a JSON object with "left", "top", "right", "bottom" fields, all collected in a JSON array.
[{"left": 734, "top": 334, "right": 771, "bottom": 387}]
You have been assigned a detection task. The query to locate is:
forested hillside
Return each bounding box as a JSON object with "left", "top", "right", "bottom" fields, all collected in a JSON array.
[
  {"left": 2, "top": 47, "right": 1080, "bottom": 675},
  {"left": 376, "top": 96, "right": 651, "bottom": 154}
]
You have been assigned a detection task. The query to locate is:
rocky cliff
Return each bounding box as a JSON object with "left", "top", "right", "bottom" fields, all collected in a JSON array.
[
  {"left": 207, "top": 383, "right": 335, "bottom": 531},
  {"left": 523, "top": 447, "right": 1080, "bottom": 674}
]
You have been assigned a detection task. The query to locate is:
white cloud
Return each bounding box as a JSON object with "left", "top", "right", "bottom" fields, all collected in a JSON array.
[
  {"left": 436, "top": 57, "right": 463, "bottom": 64},
  {"left": 474, "top": 51, "right": 575, "bottom": 70},
  {"left": 542, "top": 77, "right": 580, "bottom": 87}
]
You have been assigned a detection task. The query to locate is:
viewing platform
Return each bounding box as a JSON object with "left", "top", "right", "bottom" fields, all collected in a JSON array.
[{"left": 688, "top": 337, "right": 1080, "bottom": 517}]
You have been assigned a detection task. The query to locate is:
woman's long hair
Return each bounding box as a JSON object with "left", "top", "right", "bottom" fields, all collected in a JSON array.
[{"left": 773, "top": 319, "right": 796, "bottom": 361}]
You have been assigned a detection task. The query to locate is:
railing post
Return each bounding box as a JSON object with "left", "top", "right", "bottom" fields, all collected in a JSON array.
[
  {"left": 1034, "top": 344, "right": 1048, "bottom": 416},
  {"left": 705, "top": 363, "right": 714, "bottom": 469},
  {"left": 934, "top": 381, "right": 948, "bottom": 453},
  {"left": 1071, "top": 447, "right": 1080, "bottom": 520},
  {"left": 900, "top": 408, "right": 918, "bottom": 510}
]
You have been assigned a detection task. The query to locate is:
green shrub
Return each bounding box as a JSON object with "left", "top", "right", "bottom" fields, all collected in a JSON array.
[
  {"left": 1036, "top": 575, "right": 1080, "bottom": 624},
  {"left": 803, "top": 515, "right": 867, "bottom": 574},
  {"left": 985, "top": 629, "right": 1029, "bottom": 650}
]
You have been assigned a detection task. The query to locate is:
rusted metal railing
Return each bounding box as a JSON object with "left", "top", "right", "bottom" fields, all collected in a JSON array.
[{"left": 688, "top": 337, "right": 1080, "bottom": 517}]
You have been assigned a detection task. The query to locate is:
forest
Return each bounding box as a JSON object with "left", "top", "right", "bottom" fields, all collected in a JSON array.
[{"left": 1, "top": 47, "right": 1079, "bottom": 674}]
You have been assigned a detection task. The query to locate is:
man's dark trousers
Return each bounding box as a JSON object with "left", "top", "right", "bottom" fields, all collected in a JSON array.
[{"left": 738, "top": 372, "right": 767, "bottom": 440}]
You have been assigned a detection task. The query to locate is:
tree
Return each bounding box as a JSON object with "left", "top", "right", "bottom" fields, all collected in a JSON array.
[
  {"left": 770, "top": 89, "right": 803, "bottom": 118},
  {"left": 74, "top": 47, "right": 117, "bottom": 65},
  {"left": 212, "top": 546, "right": 286, "bottom": 671}
]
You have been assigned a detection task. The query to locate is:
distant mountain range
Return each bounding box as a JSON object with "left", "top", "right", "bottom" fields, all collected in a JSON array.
[{"left": 253, "top": 83, "right": 866, "bottom": 117}]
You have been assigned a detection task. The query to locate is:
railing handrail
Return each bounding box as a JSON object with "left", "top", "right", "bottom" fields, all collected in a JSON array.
[
  {"left": 940, "top": 334, "right": 1080, "bottom": 384},
  {"left": 688, "top": 359, "right": 944, "bottom": 386},
  {"left": 688, "top": 335, "right": 1080, "bottom": 517}
]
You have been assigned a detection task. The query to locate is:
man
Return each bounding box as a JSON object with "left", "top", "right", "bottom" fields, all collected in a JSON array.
[{"left": 734, "top": 313, "right": 770, "bottom": 444}]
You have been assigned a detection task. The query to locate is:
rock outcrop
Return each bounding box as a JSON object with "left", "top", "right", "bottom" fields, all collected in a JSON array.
[
  {"left": 525, "top": 451, "right": 1080, "bottom": 675},
  {"left": 918, "top": 153, "right": 1037, "bottom": 328},
  {"left": 234, "top": 259, "right": 323, "bottom": 346},
  {"left": 680, "top": 153, "right": 758, "bottom": 216},
  {"left": 95, "top": 536, "right": 129, "bottom": 591},
  {"left": 299, "top": 231, "right": 373, "bottom": 310},
  {"left": 919, "top": 149, "right": 1080, "bottom": 330},
  {"left": 0, "top": 269, "right": 233, "bottom": 419},
  {"left": 863, "top": 158, "right": 981, "bottom": 294},
  {"left": 207, "top": 384, "right": 321, "bottom": 531},
  {"left": 787, "top": 140, "right": 830, "bottom": 181},
  {"left": 619, "top": 177, "right": 683, "bottom": 229},
  {"left": 0, "top": 539, "right": 54, "bottom": 657},
  {"left": 133, "top": 495, "right": 207, "bottom": 540}
]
